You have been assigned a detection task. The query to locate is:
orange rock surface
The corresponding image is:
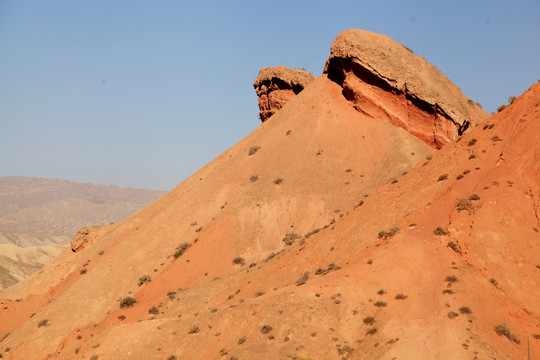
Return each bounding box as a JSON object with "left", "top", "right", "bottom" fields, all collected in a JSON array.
[
  {"left": 324, "top": 29, "right": 489, "bottom": 148},
  {"left": 0, "top": 31, "right": 538, "bottom": 360},
  {"left": 253, "top": 66, "right": 316, "bottom": 122}
]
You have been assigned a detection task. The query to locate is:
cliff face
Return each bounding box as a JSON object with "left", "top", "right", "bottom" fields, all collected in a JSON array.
[
  {"left": 324, "top": 29, "right": 489, "bottom": 148},
  {"left": 253, "top": 66, "right": 316, "bottom": 122}
]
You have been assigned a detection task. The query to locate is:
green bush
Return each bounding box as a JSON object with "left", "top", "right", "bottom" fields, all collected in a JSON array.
[{"left": 119, "top": 296, "right": 136, "bottom": 308}]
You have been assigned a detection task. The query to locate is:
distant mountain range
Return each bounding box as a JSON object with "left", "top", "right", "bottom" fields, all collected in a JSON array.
[
  {"left": 0, "top": 176, "right": 166, "bottom": 247},
  {"left": 0, "top": 176, "right": 165, "bottom": 288}
]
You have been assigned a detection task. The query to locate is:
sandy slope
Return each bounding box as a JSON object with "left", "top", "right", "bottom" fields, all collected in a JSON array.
[{"left": 0, "top": 43, "right": 538, "bottom": 360}]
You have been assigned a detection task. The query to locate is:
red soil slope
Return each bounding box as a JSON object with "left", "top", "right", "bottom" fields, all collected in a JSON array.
[{"left": 0, "top": 34, "right": 537, "bottom": 360}]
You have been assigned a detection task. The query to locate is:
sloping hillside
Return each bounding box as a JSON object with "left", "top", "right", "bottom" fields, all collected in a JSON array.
[{"left": 0, "top": 30, "right": 537, "bottom": 360}]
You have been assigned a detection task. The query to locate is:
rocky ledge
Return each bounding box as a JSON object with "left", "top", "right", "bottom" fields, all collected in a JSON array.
[{"left": 324, "top": 29, "right": 488, "bottom": 148}]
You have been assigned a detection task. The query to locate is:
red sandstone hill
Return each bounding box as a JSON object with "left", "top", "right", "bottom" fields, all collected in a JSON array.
[{"left": 0, "top": 30, "right": 538, "bottom": 360}]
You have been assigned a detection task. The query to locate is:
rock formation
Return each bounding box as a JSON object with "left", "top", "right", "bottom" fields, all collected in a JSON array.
[
  {"left": 324, "top": 29, "right": 489, "bottom": 148},
  {"left": 253, "top": 66, "right": 316, "bottom": 121}
]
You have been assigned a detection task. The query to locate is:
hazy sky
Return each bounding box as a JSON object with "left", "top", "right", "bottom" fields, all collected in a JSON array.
[{"left": 1, "top": 1, "right": 539, "bottom": 190}]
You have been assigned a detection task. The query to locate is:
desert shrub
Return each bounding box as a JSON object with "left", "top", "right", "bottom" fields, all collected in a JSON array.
[
  {"left": 337, "top": 344, "right": 354, "bottom": 356},
  {"left": 168, "top": 355, "right": 177, "bottom": 360},
  {"left": 90, "top": 355, "right": 98, "bottom": 360},
  {"left": 445, "top": 275, "right": 458, "bottom": 283},
  {"left": 188, "top": 325, "right": 200, "bottom": 334},
  {"left": 254, "top": 291, "right": 265, "bottom": 297},
  {"left": 456, "top": 199, "right": 473, "bottom": 213},
  {"left": 434, "top": 227, "right": 448, "bottom": 236},
  {"left": 489, "top": 278, "right": 498, "bottom": 287},
  {"left": 118, "top": 315, "right": 126, "bottom": 320},
  {"left": 80, "top": 268, "right": 87, "bottom": 274},
  {"left": 261, "top": 325, "right": 273, "bottom": 334},
  {"left": 491, "top": 135, "right": 502, "bottom": 142},
  {"left": 265, "top": 252, "right": 276, "bottom": 262},
  {"left": 250, "top": 174, "right": 258, "bottom": 182},
  {"left": 437, "top": 174, "right": 448, "bottom": 182},
  {"left": 395, "top": 293, "right": 408, "bottom": 300},
  {"left": 304, "top": 228, "right": 321, "bottom": 238},
  {"left": 232, "top": 257, "right": 245, "bottom": 265},
  {"left": 238, "top": 336, "right": 246, "bottom": 345},
  {"left": 468, "top": 194, "right": 480, "bottom": 201},
  {"left": 459, "top": 306, "right": 472, "bottom": 314},
  {"left": 468, "top": 154, "right": 476, "bottom": 160},
  {"left": 174, "top": 243, "right": 191, "bottom": 259},
  {"left": 447, "top": 241, "right": 461, "bottom": 253},
  {"left": 377, "top": 289, "right": 386, "bottom": 295},
  {"left": 374, "top": 301, "right": 387, "bottom": 307},
  {"left": 463, "top": 169, "right": 471, "bottom": 174},
  {"left": 494, "top": 323, "right": 520, "bottom": 344},
  {"left": 377, "top": 226, "right": 399, "bottom": 239},
  {"left": 315, "top": 262, "right": 341, "bottom": 275},
  {"left": 456, "top": 174, "right": 464, "bottom": 180},
  {"left": 442, "top": 289, "right": 454, "bottom": 294},
  {"left": 508, "top": 96, "right": 516, "bottom": 104},
  {"left": 366, "top": 327, "right": 377, "bottom": 335},
  {"left": 363, "top": 316, "right": 375, "bottom": 325},
  {"left": 37, "top": 319, "right": 49, "bottom": 328},
  {"left": 273, "top": 178, "right": 283, "bottom": 184},
  {"left": 467, "top": 138, "right": 477, "bottom": 146},
  {"left": 119, "top": 296, "right": 136, "bottom": 308},
  {"left": 497, "top": 104, "right": 506, "bottom": 112},
  {"left": 138, "top": 274, "right": 151, "bottom": 286},
  {"left": 248, "top": 146, "right": 260, "bottom": 156},
  {"left": 282, "top": 233, "right": 301, "bottom": 246},
  {"left": 401, "top": 44, "right": 414, "bottom": 53},
  {"left": 447, "top": 311, "right": 459, "bottom": 319},
  {"left": 296, "top": 272, "right": 310, "bottom": 286},
  {"left": 148, "top": 305, "right": 159, "bottom": 315},
  {"left": 167, "top": 291, "right": 176, "bottom": 299}
]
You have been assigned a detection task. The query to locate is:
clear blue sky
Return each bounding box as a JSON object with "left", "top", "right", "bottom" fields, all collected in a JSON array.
[{"left": 1, "top": 1, "right": 538, "bottom": 190}]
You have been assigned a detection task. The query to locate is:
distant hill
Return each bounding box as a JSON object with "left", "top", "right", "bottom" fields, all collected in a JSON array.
[
  {"left": 0, "top": 176, "right": 165, "bottom": 289},
  {"left": 0, "top": 176, "right": 166, "bottom": 247}
]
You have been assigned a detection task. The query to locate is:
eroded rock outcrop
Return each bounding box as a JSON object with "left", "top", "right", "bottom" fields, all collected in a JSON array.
[
  {"left": 70, "top": 227, "right": 98, "bottom": 252},
  {"left": 324, "top": 29, "right": 489, "bottom": 148},
  {"left": 253, "top": 66, "right": 316, "bottom": 122}
]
